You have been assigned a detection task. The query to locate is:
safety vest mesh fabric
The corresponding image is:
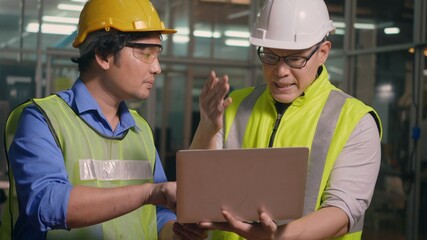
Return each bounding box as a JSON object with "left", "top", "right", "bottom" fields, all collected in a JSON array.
[
  {"left": 0, "top": 101, "right": 28, "bottom": 240},
  {"left": 210, "top": 66, "right": 382, "bottom": 240},
  {"left": 1, "top": 95, "right": 158, "bottom": 240}
]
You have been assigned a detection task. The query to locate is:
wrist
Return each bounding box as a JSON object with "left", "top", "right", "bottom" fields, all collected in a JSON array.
[
  {"left": 198, "top": 119, "right": 220, "bottom": 136},
  {"left": 191, "top": 122, "right": 220, "bottom": 149}
]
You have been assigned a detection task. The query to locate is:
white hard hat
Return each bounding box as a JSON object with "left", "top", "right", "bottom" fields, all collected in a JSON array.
[{"left": 249, "top": 0, "right": 335, "bottom": 50}]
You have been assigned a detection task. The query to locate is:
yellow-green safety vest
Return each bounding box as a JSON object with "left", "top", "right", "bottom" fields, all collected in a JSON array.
[
  {"left": 1, "top": 95, "right": 158, "bottom": 240},
  {"left": 211, "top": 66, "right": 382, "bottom": 240}
]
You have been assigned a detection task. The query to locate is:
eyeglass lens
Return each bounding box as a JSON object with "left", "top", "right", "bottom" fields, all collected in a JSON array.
[{"left": 126, "top": 43, "right": 163, "bottom": 64}]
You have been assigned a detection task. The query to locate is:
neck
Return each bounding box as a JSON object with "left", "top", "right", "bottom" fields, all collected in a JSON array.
[{"left": 82, "top": 76, "right": 121, "bottom": 131}]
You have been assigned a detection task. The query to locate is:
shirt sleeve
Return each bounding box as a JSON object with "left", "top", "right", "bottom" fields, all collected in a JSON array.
[
  {"left": 9, "top": 105, "right": 72, "bottom": 231},
  {"left": 320, "top": 114, "right": 381, "bottom": 230},
  {"left": 216, "top": 128, "right": 225, "bottom": 149},
  {"left": 153, "top": 151, "right": 177, "bottom": 233}
]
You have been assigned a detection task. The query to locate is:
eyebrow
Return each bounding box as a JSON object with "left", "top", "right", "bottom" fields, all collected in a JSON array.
[{"left": 125, "top": 42, "right": 162, "bottom": 49}]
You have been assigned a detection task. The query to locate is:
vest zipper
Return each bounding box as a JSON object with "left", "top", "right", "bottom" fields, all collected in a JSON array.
[
  {"left": 268, "top": 102, "right": 289, "bottom": 147},
  {"left": 268, "top": 113, "right": 283, "bottom": 147}
]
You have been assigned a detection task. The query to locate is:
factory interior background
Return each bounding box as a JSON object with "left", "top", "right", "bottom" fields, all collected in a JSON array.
[{"left": 0, "top": 0, "right": 426, "bottom": 239}]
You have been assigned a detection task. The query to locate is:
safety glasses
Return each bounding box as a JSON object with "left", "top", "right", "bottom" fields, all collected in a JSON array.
[
  {"left": 257, "top": 42, "right": 322, "bottom": 68},
  {"left": 125, "top": 42, "right": 163, "bottom": 64}
]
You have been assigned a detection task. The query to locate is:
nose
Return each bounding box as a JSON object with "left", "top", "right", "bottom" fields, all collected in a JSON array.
[
  {"left": 274, "top": 60, "right": 291, "bottom": 77},
  {"left": 150, "top": 58, "right": 161, "bottom": 75}
]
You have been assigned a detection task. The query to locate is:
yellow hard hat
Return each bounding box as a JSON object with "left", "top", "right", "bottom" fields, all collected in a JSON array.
[{"left": 73, "top": 0, "right": 176, "bottom": 48}]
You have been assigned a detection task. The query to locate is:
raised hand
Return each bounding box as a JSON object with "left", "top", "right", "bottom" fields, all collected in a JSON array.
[{"left": 198, "top": 70, "right": 232, "bottom": 134}]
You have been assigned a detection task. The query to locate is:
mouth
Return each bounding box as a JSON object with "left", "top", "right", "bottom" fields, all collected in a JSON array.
[
  {"left": 274, "top": 82, "right": 296, "bottom": 90},
  {"left": 143, "top": 79, "right": 155, "bottom": 88}
]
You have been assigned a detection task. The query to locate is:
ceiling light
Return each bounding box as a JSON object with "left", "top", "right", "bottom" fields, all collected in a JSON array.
[
  {"left": 175, "top": 27, "right": 190, "bottom": 35},
  {"left": 384, "top": 27, "right": 400, "bottom": 35},
  {"left": 333, "top": 22, "right": 345, "bottom": 28},
  {"left": 173, "top": 35, "right": 190, "bottom": 44},
  {"left": 334, "top": 29, "right": 345, "bottom": 35},
  {"left": 376, "top": 83, "right": 394, "bottom": 102},
  {"left": 42, "top": 16, "right": 79, "bottom": 24},
  {"left": 193, "top": 30, "right": 221, "bottom": 38},
  {"left": 26, "top": 23, "right": 76, "bottom": 35},
  {"left": 334, "top": 21, "right": 376, "bottom": 30},
  {"left": 224, "top": 30, "right": 250, "bottom": 38},
  {"left": 225, "top": 39, "right": 250, "bottom": 47},
  {"left": 353, "top": 23, "right": 375, "bottom": 30},
  {"left": 57, "top": 3, "right": 84, "bottom": 11}
]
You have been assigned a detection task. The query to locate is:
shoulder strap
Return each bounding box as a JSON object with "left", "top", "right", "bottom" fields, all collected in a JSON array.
[
  {"left": 225, "top": 85, "right": 267, "bottom": 149},
  {"left": 303, "top": 90, "right": 349, "bottom": 214}
]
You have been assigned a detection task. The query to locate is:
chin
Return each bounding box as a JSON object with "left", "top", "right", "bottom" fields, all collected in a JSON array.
[{"left": 272, "top": 94, "right": 295, "bottom": 104}]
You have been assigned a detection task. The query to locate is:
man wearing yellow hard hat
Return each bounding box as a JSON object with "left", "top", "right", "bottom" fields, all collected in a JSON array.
[
  {"left": 0, "top": 0, "right": 206, "bottom": 239},
  {"left": 191, "top": 0, "right": 382, "bottom": 239}
]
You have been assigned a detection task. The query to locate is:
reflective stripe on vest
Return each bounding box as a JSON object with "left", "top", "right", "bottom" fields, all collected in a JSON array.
[
  {"left": 305, "top": 90, "right": 348, "bottom": 214},
  {"left": 225, "top": 85, "right": 266, "bottom": 149}
]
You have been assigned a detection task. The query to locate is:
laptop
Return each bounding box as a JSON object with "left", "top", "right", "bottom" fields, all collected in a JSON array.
[{"left": 175, "top": 147, "right": 309, "bottom": 223}]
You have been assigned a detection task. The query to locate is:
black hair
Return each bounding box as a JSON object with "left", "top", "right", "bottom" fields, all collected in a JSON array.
[{"left": 71, "top": 30, "right": 161, "bottom": 73}]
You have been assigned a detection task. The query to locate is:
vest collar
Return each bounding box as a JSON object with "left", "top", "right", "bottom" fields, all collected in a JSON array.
[
  {"left": 265, "top": 65, "right": 333, "bottom": 108},
  {"left": 291, "top": 65, "right": 333, "bottom": 107}
]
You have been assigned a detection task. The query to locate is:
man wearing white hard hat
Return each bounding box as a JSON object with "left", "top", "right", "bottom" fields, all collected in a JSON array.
[{"left": 191, "top": 0, "right": 382, "bottom": 239}]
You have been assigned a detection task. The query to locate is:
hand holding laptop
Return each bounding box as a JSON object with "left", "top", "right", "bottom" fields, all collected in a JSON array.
[{"left": 199, "top": 210, "right": 277, "bottom": 239}]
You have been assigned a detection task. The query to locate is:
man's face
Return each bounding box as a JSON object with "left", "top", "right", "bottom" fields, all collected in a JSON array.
[
  {"left": 101, "top": 33, "right": 163, "bottom": 102},
  {"left": 261, "top": 41, "right": 330, "bottom": 103}
]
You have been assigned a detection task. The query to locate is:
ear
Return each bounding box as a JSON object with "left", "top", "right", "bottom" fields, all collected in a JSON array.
[
  {"left": 318, "top": 41, "right": 331, "bottom": 64},
  {"left": 95, "top": 52, "right": 110, "bottom": 70}
]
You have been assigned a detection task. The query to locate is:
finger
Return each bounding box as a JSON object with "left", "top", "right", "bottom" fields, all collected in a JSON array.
[
  {"left": 223, "top": 96, "right": 233, "bottom": 109},
  {"left": 198, "top": 221, "right": 230, "bottom": 232},
  {"left": 222, "top": 210, "right": 251, "bottom": 232},
  {"left": 217, "top": 74, "right": 230, "bottom": 96},
  {"left": 209, "top": 70, "right": 219, "bottom": 89},
  {"left": 210, "top": 70, "right": 217, "bottom": 80},
  {"left": 173, "top": 222, "right": 204, "bottom": 240},
  {"left": 183, "top": 224, "right": 208, "bottom": 238},
  {"left": 202, "top": 73, "right": 228, "bottom": 102},
  {"left": 207, "top": 84, "right": 230, "bottom": 111},
  {"left": 259, "top": 212, "right": 277, "bottom": 233},
  {"left": 173, "top": 230, "right": 184, "bottom": 240},
  {"left": 199, "top": 71, "right": 223, "bottom": 106},
  {"left": 217, "top": 74, "right": 229, "bottom": 86},
  {"left": 200, "top": 71, "right": 217, "bottom": 97}
]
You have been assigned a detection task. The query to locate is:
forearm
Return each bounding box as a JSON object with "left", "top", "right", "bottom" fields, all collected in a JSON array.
[
  {"left": 191, "top": 71, "right": 231, "bottom": 150},
  {"left": 190, "top": 121, "right": 220, "bottom": 149},
  {"left": 66, "top": 183, "right": 158, "bottom": 228},
  {"left": 275, "top": 207, "right": 348, "bottom": 240}
]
